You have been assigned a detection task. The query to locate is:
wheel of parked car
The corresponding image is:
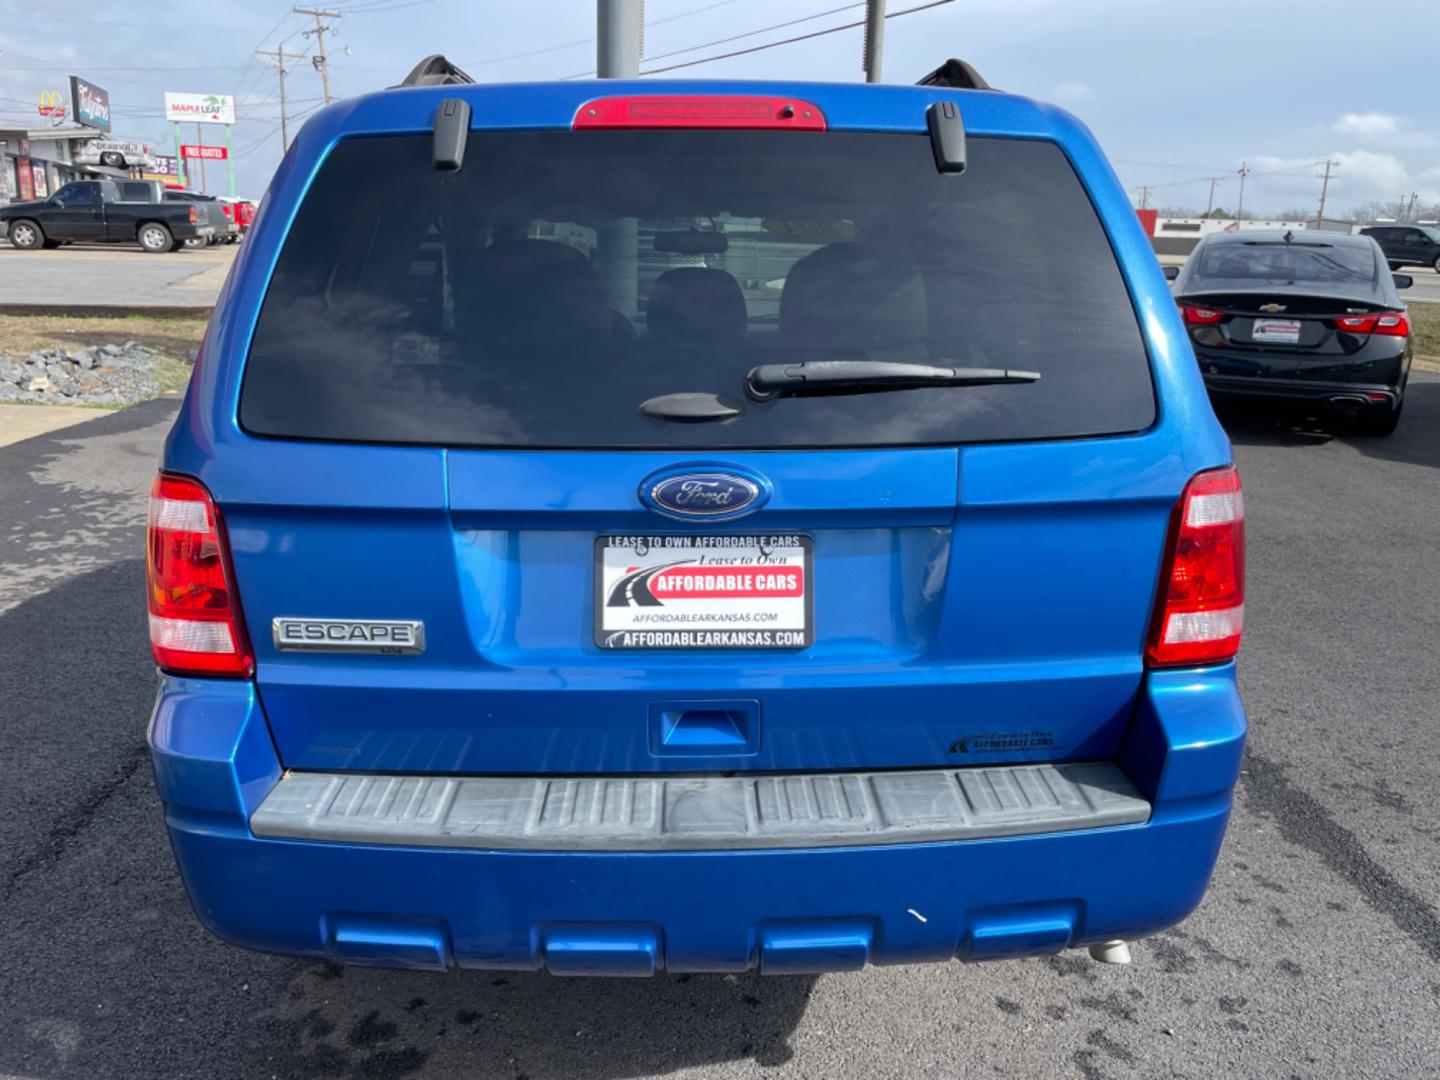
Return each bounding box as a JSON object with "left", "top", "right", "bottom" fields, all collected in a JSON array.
[
  {"left": 7, "top": 219, "right": 43, "bottom": 250},
  {"left": 184, "top": 237, "right": 206, "bottom": 249},
  {"left": 138, "top": 223, "right": 174, "bottom": 254},
  {"left": 1433, "top": 255, "right": 1440, "bottom": 273}
]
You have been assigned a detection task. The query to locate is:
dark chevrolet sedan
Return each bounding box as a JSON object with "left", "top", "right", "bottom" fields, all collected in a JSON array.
[{"left": 1169, "top": 230, "right": 1413, "bottom": 435}]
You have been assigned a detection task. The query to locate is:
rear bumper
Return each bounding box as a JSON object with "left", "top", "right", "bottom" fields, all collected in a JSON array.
[
  {"left": 149, "top": 668, "right": 1246, "bottom": 974},
  {"left": 1201, "top": 373, "right": 1403, "bottom": 408}
]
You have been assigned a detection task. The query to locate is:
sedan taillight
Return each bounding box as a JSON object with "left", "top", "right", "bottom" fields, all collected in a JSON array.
[
  {"left": 1147, "top": 466, "right": 1245, "bottom": 668},
  {"left": 1332, "top": 312, "right": 1409, "bottom": 337},
  {"left": 1180, "top": 304, "right": 1225, "bottom": 326},
  {"left": 147, "top": 474, "right": 253, "bottom": 676}
]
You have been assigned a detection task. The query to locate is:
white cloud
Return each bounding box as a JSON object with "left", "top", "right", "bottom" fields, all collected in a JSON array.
[
  {"left": 1330, "top": 112, "right": 1433, "bottom": 147},
  {"left": 1333, "top": 112, "right": 1404, "bottom": 138},
  {"left": 1246, "top": 151, "right": 1440, "bottom": 211}
]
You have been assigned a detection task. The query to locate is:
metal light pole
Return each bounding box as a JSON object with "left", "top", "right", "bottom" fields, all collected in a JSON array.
[
  {"left": 597, "top": 0, "right": 643, "bottom": 78},
  {"left": 595, "top": 0, "right": 643, "bottom": 317},
  {"left": 863, "top": 0, "right": 887, "bottom": 83}
]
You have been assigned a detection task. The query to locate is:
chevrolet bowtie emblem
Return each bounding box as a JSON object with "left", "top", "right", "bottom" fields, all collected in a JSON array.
[{"left": 1258, "top": 303, "right": 1287, "bottom": 314}]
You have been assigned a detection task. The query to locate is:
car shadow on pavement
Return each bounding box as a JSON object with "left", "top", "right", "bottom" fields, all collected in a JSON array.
[
  {"left": 1217, "top": 378, "right": 1440, "bottom": 470},
  {"left": 0, "top": 558, "right": 816, "bottom": 1080}
]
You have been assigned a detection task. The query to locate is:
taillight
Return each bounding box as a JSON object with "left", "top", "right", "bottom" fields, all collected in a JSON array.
[
  {"left": 188, "top": 206, "right": 197, "bottom": 224},
  {"left": 1180, "top": 304, "right": 1225, "bottom": 326},
  {"left": 1332, "top": 312, "right": 1408, "bottom": 337},
  {"left": 1146, "top": 466, "right": 1245, "bottom": 668},
  {"left": 146, "top": 474, "right": 253, "bottom": 676}
]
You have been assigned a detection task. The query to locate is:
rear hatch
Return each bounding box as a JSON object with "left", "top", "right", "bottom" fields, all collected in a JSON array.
[{"left": 223, "top": 105, "right": 1175, "bottom": 776}]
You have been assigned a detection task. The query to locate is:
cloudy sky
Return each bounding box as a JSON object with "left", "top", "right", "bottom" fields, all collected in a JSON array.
[{"left": 1, "top": 0, "right": 1435, "bottom": 215}]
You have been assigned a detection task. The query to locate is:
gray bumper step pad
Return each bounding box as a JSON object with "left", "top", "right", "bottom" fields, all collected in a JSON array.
[{"left": 250, "top": 762, "right": 1150, "bottom": 852}]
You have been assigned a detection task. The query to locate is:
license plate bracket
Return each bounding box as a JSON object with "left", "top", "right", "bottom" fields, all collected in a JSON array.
[
  {"left": 595, "top": 534, "right": 812, "bottom": 650},
  {"left": 1251, "top": 318, "right": 1302, "bottom": 345}
]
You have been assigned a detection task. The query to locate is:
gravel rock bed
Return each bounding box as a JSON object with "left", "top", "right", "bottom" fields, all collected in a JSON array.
[{"left": 0, "top": 343, "right": 168, "bottom": 406}]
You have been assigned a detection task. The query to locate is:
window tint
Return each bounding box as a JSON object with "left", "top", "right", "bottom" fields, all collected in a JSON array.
[
  {"left": 242, "top": 131, "right": 1154, "bottom": 449},
  {"left": 54, "top": 183, "right": 98, "bottom": 204},
  {"left": 1192, "top": 241, "right": 1375, "bottom": 286}
]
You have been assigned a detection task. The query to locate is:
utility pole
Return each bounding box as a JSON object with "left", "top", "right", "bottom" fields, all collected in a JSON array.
[
  {"left": 862, "top": 0, "right": 887, "bottom": 83},
  {"left": 1405, "top": 192, "right": 1419, "bottom": 222},
  {"left": 294, "top": 6, "right": 342, "bottom": 104},
  {"left": 1203, "top": 176, "right": 1225, "bottom": 218},
  {"left": 1315, "top": 159, "right": 1337, "bottom": 230},
  {"left": 597, "top": 0, "right": 643, "bottom": 78},
  {"left": 1235, "top": 161, "right": 1250, "bottom": 223},
  {"left": 256, "top": 44, "right": 300, "bottom": 151},
  {"left": 1135, "top": 185, "right": 1152, "bottom": 210}
]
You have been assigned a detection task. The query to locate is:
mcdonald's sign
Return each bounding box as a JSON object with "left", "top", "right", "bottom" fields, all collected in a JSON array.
[{"left": 37, "top": 90, "right": 67, "bottom": 121}]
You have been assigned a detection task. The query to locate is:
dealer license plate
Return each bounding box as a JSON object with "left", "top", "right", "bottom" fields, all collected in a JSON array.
[
  {"left": 595, "top": 534, "right": 812, "bottom": 650},
  {"left": 1252, "top": 318, "right": 1302, "bottom": 345}
]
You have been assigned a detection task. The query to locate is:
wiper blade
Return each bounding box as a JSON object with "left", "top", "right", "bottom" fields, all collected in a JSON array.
[{"left": 745, "top": 360, "right": 1040, "bottom": 401}]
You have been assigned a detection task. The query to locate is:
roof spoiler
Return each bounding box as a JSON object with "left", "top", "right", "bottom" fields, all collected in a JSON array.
[
  {"left": 394, "top": 54, "right": 475, "bottom": 88},
  {"left": 916, "top": 59, "right": 991, "bottom": 91}
]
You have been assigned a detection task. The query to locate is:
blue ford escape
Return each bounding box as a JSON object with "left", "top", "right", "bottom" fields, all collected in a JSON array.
[{"left": 146, "top": 57, "right": 1247, "bottom": 975}]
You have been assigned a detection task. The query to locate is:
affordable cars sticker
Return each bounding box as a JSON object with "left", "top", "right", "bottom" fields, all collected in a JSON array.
[{"left": 595, "top": 535, "right": 812, "bottom": 649}]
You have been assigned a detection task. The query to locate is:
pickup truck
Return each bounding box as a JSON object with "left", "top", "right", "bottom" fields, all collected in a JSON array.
[
  {"left": 0, "top": 179, "right": 213, "bottom": 253},
  {"left": 116, "top": 181, "right": 237, "bottom": 247}
]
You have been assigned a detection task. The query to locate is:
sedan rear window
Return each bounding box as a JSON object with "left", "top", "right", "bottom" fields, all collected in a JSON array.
[
  {"left": 241, "top": 131, "right": 1153, "bottom": 448},
  {"left": 1192, "top": 241, "right": 1376, "bottom": 287}
]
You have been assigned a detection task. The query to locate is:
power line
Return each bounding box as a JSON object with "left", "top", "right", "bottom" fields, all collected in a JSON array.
[
  {"left": 638, "top": 2, "right": 863, "bottom": 65},
  {"left": 637, "top": 0, "right": 953, "bottom": 76},
  {"left": 455, "top": 0, "right": 745, "bottom": 70}
]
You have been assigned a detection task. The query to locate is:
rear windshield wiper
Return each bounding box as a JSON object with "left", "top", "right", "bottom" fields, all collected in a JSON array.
[{"left": 745, "top": 360, "right": 1040, "bottom": 401}]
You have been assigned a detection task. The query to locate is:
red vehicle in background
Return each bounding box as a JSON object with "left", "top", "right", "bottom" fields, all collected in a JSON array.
[{"left": 217, "top": 197, "right": 257, "bottom": 242}]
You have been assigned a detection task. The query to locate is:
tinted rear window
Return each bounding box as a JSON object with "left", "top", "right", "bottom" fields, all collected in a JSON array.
[
  {"left": 1191, "top": 241, "right": 1377, "bottom": 289},
  {"left": 241, "top": 131, "right": 1153, "bottom": 448}
]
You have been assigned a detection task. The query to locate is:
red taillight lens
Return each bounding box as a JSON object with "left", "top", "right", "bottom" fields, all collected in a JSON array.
[
  {"left": 146, "top": 474, "right": 253, "bottom": 676},
  {"left": 1332, "top": 312, "right": 1409, "bottom": 337},
  {"left": 573, "top": 95, "right": 827, "bottom": 130},
  {"left": 1147, "top": 466, "right": 1245, "bottom": 667},
  {"left": 1180, "top": 304, "right": 1225, "bottom": 326}
]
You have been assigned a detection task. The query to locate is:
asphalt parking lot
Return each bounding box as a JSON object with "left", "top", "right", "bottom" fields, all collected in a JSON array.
[
  {"left": 0, "top": 243, "right": 235, "bottom": 311},
  {"left": 1, "top": 379, "right": 1437, "bottom": 1080}
]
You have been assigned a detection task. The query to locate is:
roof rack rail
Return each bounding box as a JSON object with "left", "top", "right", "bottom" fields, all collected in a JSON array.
[
  {"left": 916, "top": 59, "right": 991, "bottom": 91},
  {"left": 394, "top": 54, "right": 475, "bottom": 88}
]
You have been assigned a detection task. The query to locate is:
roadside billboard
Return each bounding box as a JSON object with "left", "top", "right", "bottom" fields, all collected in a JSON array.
[
  {"left": 164, "top": 93, "right": 237, "bottom": 125},
  {"left": 69, "top": 76, "right": 112, "bottom": 131},
  {"left": 151, "top": 154, "right": 179, "bottom": 177}
]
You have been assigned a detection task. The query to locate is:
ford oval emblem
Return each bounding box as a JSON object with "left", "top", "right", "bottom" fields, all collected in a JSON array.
[{"left": 641, "top": 467, "right": 769, "bottom": 521}]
